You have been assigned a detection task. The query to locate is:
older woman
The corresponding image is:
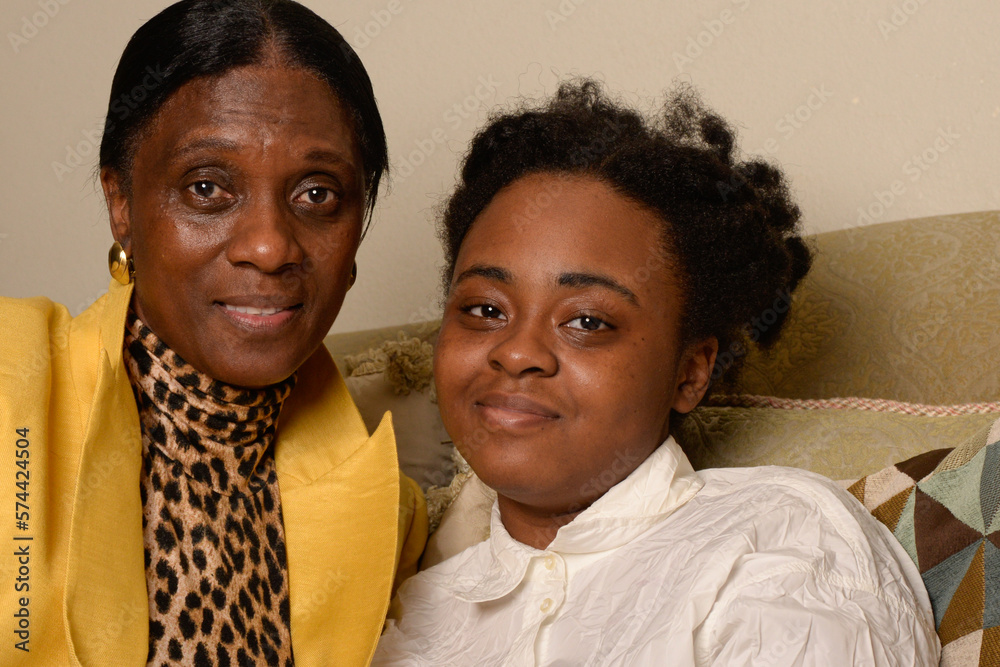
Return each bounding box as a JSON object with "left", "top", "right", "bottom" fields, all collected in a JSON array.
[{"left": 0, "top": 1, "right": 425, "bottom": 665}]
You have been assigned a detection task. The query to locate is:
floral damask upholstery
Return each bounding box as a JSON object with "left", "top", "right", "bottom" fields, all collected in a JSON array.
[{"left": 731, "top": 211, "right": 1000, "bottom": 404}]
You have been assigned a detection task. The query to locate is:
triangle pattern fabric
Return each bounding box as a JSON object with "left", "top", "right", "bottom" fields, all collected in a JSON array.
[
  {"left": 938, "top": 541, "right": 986, "bottom": 646},
  {"left": 981, "top": 624, "right": 1000, "bottom": 666},
  {"left": 923, "top": 540, "right": 984, "bottom": 629},
  {"left": 914, "top": 488, "right": 985, "bottom": 574},
  {"left": 872, "top": 487, "right": 915, "bottom": 534},
  {"left": 982, "top": 443, "right": 1000, "bottom": 534},
  {"left": 896, "top": 447, "right": 953, "bottom": 481},
  {"left": 987, "top": 530, "right": 1000, "bottom": 552},
  {"left": 894, "top": 490, "right": 919, "bottom": 567},
  {"left": 920, "top": 445, "right": 988, "bottom": 533},
  {"left": 983, "top": 539, "right": 1000, "bottom": 629},
  {"left": 940, "top": 628, "right": 982, "bottom": 667},
  {"left": 860, "top": 465, "right": 916, "bottom": 509}
]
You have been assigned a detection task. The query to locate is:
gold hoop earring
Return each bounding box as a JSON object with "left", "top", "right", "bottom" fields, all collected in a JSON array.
[
  {"left": 108, "top": 241, "right": 134, "bottom": 285},
  {"left": 348, "top": 262, "right": 358, "bottom": 290}
]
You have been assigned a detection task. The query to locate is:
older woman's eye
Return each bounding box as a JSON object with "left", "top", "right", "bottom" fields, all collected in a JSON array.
[
  {"left": 465, "top": 304, "right": 506, "bottom": 320},
  {"left": 296, "top": 187, "right": 336, "bottom": 205},
  {"left": 566, "top": 315, "right": 611, "bottom": 331},
  {"left": 188, "top": 181, "right": 226, "bottom": 198}
]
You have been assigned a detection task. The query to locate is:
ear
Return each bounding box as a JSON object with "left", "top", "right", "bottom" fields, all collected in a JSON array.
[
  {"left": 671, "top": 337, "right": 719, "bottom": 414},
  {"left": 100, "top": 167, "right": 133, "bottom": 253}
]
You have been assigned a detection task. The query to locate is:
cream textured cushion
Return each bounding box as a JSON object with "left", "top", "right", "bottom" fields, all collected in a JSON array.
[{"left": 678, "top": 404, "right": 1000, "bottom": 482}]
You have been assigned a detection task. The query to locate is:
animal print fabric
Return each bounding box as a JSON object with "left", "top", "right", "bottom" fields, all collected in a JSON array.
[{"left": 123, "top": 310, "right": 296, "bottom": 666}]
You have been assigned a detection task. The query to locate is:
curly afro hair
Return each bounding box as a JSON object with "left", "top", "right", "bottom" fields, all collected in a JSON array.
[{"left": 440, "top": 79, "right": 812, "bottom": 385}]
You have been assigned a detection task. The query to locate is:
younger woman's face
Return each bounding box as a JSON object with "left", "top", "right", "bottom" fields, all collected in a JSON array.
[{"left": 434, "top": 173, "right": 716, "bottom": 522}]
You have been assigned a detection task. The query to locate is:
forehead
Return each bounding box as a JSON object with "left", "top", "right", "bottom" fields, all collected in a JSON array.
[
  {"left": 135, "top": 64, "right": 361, "bottom": 168},
  {"left": 457, "top": 173, "right": 673, "bottom": 283}
]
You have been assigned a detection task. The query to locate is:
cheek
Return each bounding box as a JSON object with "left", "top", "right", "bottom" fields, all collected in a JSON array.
[
  {"left": 434, "top": 332, "right": 483, "bottom": 412},
  {"left": 302, "top": 228, "right": 360, "bottom": 289},
  {"left": 566, "top": 347, "right": 670, "bottom": 431}
]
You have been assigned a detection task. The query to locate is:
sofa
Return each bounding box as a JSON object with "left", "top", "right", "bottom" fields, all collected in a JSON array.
[{"left": 324, "top": 210, "right": 1000, "bottom": 664}]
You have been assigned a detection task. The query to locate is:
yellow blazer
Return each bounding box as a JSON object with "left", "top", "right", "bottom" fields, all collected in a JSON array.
[{"left": 0, "top": 280, "right": 427, "bottom": 666}]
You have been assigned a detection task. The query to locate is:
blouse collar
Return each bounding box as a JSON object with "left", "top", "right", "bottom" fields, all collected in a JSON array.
[{"left": 449, "top": 437, "right": 704, "bottom": 602}]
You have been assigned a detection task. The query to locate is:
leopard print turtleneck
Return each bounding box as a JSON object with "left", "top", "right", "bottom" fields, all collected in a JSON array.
[{"left": 123, "top": 310, "right": 296, "bottom": 667}]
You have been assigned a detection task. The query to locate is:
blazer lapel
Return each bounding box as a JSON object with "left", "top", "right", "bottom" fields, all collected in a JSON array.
[
  {"left": 276, "top": 349, "right": 401, "bottom": 667},
  {"left": 63, "top": 281, "right": 149, "bottom": 665},
  {"left": 62, "top": 282, "right": 401, "bottom": 666}
]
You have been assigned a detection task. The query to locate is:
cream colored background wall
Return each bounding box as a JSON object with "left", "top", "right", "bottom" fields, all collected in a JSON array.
[{"left": 1, "top": 0, "right": 998, "bottom": 333}]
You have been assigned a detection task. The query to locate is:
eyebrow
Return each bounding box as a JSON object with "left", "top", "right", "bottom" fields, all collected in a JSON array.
[
  {"left": 558, "top": 272, "right": 638, "bottom": 304},
  {"left": 454, "top": 264, "right": 512, "bottom": 285},
  {"left": 453, "top": 265, "right": 638, "bottom": 305},
  {"left": 171, "top": 140, "right": 355, "bottom": 170},
  {"left": 171, "top": 137, "right": 241, "bottom": 160},
  {"left": 303, "top": 148, "right": 354, "bottom": 168}
]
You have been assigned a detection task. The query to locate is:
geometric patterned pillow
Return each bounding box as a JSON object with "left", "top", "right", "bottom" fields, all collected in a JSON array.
[{"left": 849, "top": 418, "right": 1000, "bottom": 666}]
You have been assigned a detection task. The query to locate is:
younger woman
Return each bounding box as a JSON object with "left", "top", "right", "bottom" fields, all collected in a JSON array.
[{"left": 374, "top": 82, "right": 939, "bottom": 665}]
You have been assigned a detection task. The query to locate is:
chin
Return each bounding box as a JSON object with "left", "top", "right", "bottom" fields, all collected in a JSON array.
[{"left": 207, "top": 360, "right": 298, "bottom": 388}]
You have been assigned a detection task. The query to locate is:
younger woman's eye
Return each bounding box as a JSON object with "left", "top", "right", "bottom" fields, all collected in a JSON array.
[
  {"left": 566, "top": 315, "right": 611, "bottom": 331},
  {"left": 188, "top": 181, "right": 226, "bottom": 199},
  {"left": 465, "top": 304, "right": 507, "bottom": 320}
]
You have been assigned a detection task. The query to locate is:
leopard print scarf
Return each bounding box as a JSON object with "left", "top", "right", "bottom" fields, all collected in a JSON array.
[{"left": 124, "top": 309, "right": 296, "bottom": 667}]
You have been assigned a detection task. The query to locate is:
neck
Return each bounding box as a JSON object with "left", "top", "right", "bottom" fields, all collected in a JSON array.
[
  {"left": 123, "top": 307, "right": 295, "bottom": 493},
  {"left": 496, "top": 495, "right": 589, "bottom": 550}
]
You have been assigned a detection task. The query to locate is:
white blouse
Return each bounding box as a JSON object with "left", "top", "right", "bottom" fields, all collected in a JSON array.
[{"left": 375, "top": 438, "right": 940, "bottom": 666}]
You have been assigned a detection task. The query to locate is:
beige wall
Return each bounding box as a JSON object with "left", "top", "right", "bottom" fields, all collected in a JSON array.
[{"left": 2, "top": 0, "right": 998, "bottom": 333}]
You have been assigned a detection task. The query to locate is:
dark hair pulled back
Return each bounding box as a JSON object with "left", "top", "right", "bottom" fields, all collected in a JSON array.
[
  {"left": 99, "top": 0, "right": 387, "bottom": 224},
  {"left": 440, "top": 80, "right": 812, "bottom": 382}
]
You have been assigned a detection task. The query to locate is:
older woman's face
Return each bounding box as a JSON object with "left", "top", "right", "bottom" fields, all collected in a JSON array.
[{"left": 102, "top": 65, "right": 365, "bottom": 387}]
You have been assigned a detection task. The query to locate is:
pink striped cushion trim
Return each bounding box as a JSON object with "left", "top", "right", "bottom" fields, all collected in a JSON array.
[{"left": 707, "top": 395, "right": 1000, "bottom": 416}]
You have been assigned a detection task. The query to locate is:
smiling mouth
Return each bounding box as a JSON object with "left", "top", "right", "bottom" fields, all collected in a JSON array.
[
  {"left": 217, "top": 302, "right": 302, "bottom": 331},
  {"left": 474, "top": 393, "right": 560, "bottom": 430},
  {"left": 223, "top": 304, "right": 289, "bottom": 316}
]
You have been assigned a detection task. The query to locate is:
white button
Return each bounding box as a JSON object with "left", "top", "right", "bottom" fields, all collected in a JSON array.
[
  {"left": 544, "top": 556, "right": 556, "bottom": 570},
  {"left": 540, "top": 598, "right": 553, "bottom": 613}
]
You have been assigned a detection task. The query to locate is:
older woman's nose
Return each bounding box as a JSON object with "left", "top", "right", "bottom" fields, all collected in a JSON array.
[
  {"left": 486, "top": 318, "right": 559, "bottom": 378},
  {"left": 225, "top": 198, "right": 305, "bottom": 273}
]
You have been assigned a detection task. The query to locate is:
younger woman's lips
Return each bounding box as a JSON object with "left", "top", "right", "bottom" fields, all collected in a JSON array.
[{"left": 474, "top": 393, "right": 560, "bottom": 430}]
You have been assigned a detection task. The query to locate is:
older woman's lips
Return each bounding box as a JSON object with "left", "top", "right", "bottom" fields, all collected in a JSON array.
[
  {"left": 217, "top": 302, "right": 300, "bottom": 330},
  {"left": 475, "top": 393, "right": 560, "bottom": 430}
]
